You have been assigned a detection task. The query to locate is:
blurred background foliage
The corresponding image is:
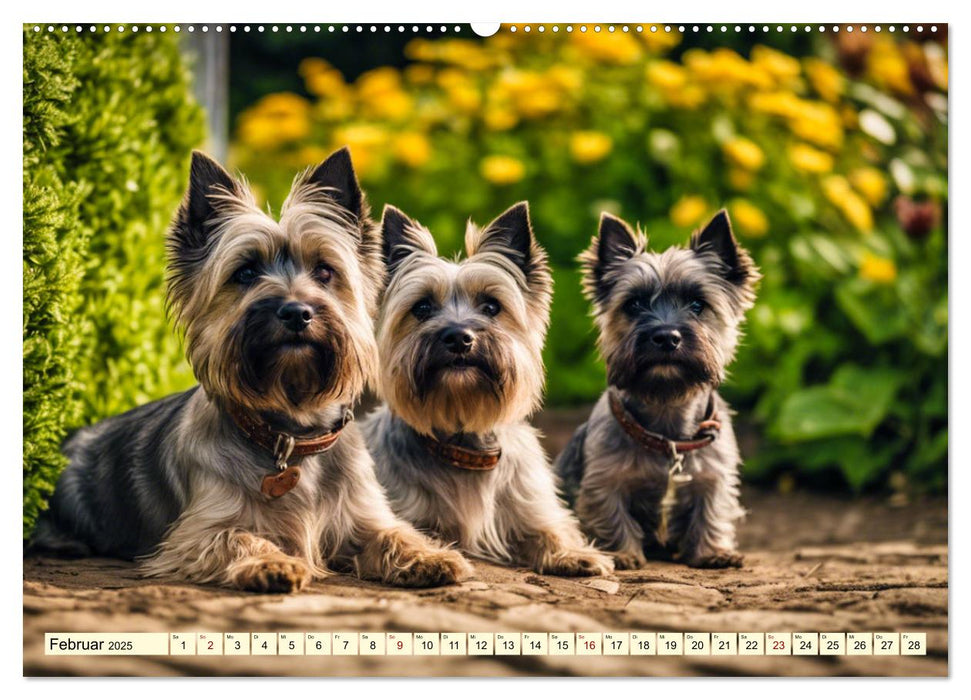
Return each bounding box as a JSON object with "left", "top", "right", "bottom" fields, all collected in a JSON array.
[
  {"left": 231, "top": 26, "right": 947, "bottom": 494},
  {"left": 22, "top": 27, "right": 204, "bottom": 535}
]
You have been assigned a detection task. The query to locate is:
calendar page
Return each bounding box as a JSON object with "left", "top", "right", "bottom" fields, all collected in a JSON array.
[{"left": 22, "top": 21, "right": 948, "bottom": 678}]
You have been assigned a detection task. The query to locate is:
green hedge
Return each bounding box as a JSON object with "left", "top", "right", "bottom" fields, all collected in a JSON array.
[{"left": 23, "top": 27, "right": 205, "bottom": 536}]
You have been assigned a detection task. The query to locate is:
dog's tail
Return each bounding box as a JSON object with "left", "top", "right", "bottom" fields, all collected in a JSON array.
[{"left": 553, "top": 421, "right": 588, "bottom": 509}]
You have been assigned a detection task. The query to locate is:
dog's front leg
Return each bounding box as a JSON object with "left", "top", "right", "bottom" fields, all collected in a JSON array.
[
  {"left": 665, "top": 469, "right": 744, "bottom": 569},
  {"left": 575, "top": 486, "right": 650, "bottom": 570},
  {"left": 140, "top": 487, "right": 311, "bottom": 593},
  {"left": 143, "top": 520, "right": 311, "bottom": 593},
  {"left": 519, "top": 522, "right": 615, "bottom": 577},
  {"left": 353, "top": 522, "right": 473, "bottom": 588},
  {"left": 338, "top": 463, "right": 472, "bottom": 588}
]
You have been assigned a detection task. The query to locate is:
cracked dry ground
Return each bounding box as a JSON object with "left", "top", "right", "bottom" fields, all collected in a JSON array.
[{"left": 23, "top": 414, "right": 948, "bottom": 676}]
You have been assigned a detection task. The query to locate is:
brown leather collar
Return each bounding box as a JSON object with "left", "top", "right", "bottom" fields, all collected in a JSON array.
[
  {"left": 418, "top": 432, "right": 502, "bottom": 471},
  {"left": 227, "top": 403, "right": 351, "bottom": 469},
  {"left": 608, "top": 387, "right": 721, "bottom": 457}
]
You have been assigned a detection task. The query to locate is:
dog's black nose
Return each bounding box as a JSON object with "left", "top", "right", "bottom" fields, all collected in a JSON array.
[
  {"left": 277, "top": 301, "right": 314, "bottom": 332},
  {"left": 441, "top": 326, "right": 475, "bottom": 355},
  {"left": 651, "top": 328, "right": 682, "bottom": 352}
]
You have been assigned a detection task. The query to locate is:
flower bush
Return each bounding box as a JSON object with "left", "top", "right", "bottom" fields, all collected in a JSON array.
[{"left": 231, "top": 27, "right": 947, "bottom": 493}]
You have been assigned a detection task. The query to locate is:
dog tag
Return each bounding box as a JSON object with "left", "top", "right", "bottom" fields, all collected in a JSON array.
[{"left": 261, "top": 465, "right": 301, "bottom": 498}]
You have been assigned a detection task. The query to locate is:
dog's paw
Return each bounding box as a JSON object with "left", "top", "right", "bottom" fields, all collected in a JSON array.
[
  {"left": 541, "top": 549, "right": 615, "bottom": 577},
  {"left": 611, "top": 550, "right": 648, "bottom": 570},
  {"left": 389, "top": 549, "right": 473, "bottom": 588},
  {"left": 684, "top": 549, "right": 744, "bottom": 569},
  {"left": 230, "top": 555, "right": 310, "bottom": 593}
]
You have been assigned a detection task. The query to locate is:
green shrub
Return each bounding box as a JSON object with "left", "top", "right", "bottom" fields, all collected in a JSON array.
[{"left": 22, "top": 27, "right": 205, "bottom": 536}]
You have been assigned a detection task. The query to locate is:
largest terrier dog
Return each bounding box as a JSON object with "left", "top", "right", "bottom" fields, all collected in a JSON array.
[
  {"left": 31, "top": 148, "right": 471, "bottom": 592},
  {"left": 362, "top": 203, "right": 613, "bottom": 576},
  {"left": 556, "top": 210, "right": 759, "bottom": 569}
]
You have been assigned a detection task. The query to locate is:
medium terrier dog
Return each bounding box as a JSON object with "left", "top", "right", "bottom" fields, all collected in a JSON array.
[
  {"left": 555, "top": 210, "right": 759, "bottom": 569},
  {"left": 361, "top": 203, "right": 613, "bottom": 577},
  {"left": 31, "top": 148, "right": 471, "bottom": 592}
]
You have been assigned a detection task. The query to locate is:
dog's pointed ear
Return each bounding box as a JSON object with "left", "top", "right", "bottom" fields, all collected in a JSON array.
[
  {"left": 470, "top": 202, "right": 533, "bottom": 271},
  {"left": 690, "top": 209, "right": 758, "bottom": 289},
  {"left": 170, "top": 151, "right": 244, "bottom": 264},
  {"left": 179, "top": 151, "right": 240, "bottom": 245},
  {"left": 381, "top": 205, "right": 437, "bottom": 277},
  {"left": 300, "top": 146, "right": 364, "bottom": 219},
  {"left": 580, "top": 213, "right": 640, "bottom": 304},
  {"left": 470, "top": 201, "right": 552, "bottom": 318}
]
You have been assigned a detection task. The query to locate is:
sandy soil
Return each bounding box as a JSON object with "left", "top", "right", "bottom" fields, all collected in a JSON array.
[{"left": 23, "top": 413, "right": 948, "bottom": 677}]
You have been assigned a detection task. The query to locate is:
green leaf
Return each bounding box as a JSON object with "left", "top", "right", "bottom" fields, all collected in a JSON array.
[
  {"left": 772, "top": 364, "right": 903, "bottom": 441},
  {"left": 835, "top": 278, "right": 909, "bottom": 345}
]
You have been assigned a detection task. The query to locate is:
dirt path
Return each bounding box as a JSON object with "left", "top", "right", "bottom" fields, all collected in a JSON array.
[{"left": 23, "top": 486, "right": 948, "bottom": 677}]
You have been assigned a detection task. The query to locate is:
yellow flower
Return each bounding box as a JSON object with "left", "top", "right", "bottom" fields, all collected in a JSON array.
[
  {"left": 685, "top": 48, "right": 773, "bottom": 89},
  {"left": 859, "top": 253, "right": 897, "bottom": 283},
  {"left": 547, "top": 65, "right": 583, "bottom": 92},
  {"left": 256, "top": 92, "right": 311, "bottom": 116},
  {"left": 729, "top": 199, "right": 769, "bottom": 237},
  {"left": 298, "top": 57, "right": 331, "bottom": 78},
  {"left": 723, "top": 137, "right": 765, "bottom": 171},
  {"left": 495, "top": 70, "right": 564, "bottom": 120},
  {"left": 570, "top": 131, "right": 613, "bottom": 164},
  {"left": 572, "top": 31, "right": 642, "bottom": 65},
  {"left": 789, "top": 102, "right": 843, "bottom": 150},
  {"left": 480, "top": 155, "right": 525, "bottom": 185},
  {"left": 751, "top": 45, "right": 801, "bottom": 83},
  {"left": 804, "top": 58, "right": 845, "bottom": 102},
  {"left": 437, "top": 39, "right": 495, "bottom": 71},
  {"left": 728, "top": 168, "right": 755, "bottom": 191},
  {"left": 333, "top": 125, "right": 389, "bottom": 178},
  {"left": 236, "top": 93, "right": 311, "bottom": 150},
  {"left": 437, "top": 70, "right": 481, "bottom": 113},
  {"left": 305, "top": 69, "right": 348, "bottom": 98},
  {"left": 404, "top": 38, "right": 438, "bottom": 62},
  {"left": 749, "top": 91, "right": 804, "bottom": 118},
  {"left": 646, "top": 61, "right": 706, "bottom": 108},
  {"left": 789, "top": 143, "right": 835, "bottom": 173},
  {"left": 392, "top": 132, "right": 432, "bottom": 168},
  {"left": 867, "top": 37, "right": 914, "bottom": 96},
  {"left": 822, "top": 175, "right": 873, "bottom": 232},
  {"left": 841, "top": 194, "right": 875, "bottom": 232},
  {"left": 850, "top": 167, "right": 888, "bottom": 206},
  {"left": 357, "top": 67, "right": 413, "bottom": 121},
  {"left": 296, "top": 145, "right": 333, "bottom": 165},
  {"left": 670, "top": 195, "right": 709, "bottom": 228},
  {"left": 359, "top": 68, "right": 399, "bottom": 95},
  {"left": 646, "top": 61, "right": 687, "bottom": 90},
  {"left": 404, "top": 64, "right": 435, "bottom": 85},
  {"left": 638, "top": 28, "right": 682, "bottom": 53},
  {"left": 483, "top": 105, "right": 517, "bottom": 131}
]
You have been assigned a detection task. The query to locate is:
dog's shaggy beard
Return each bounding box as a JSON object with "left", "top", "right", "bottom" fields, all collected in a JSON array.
[
  {"left": 383, "top": 325, "right": 542, "bottom": 436},
  {"left": 187, "top": 296, "right": 368, "bottom": 419},
  {"left": 236, "top": 304, "right": 345, "bottom": 408},
  {"left": 606, "top": 324, "right": 722, "bottom": 404}
]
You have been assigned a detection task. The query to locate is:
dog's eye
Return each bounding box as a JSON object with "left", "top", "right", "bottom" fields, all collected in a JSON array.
[
  {"left": 623, "top": 296, "right": 646, "bottom": 316},
  {"left": 232, "top": 263, "right": 260, "bottom": 286},
  {"left": 411, "top": 297, "right": 436, "bottom": 322},
  {"left": 688, "top": 299, "right": 706, "bottom": 314},
  {"left": 481, "top": 297, "right": 502, "bottom": 317},
  {"left": 314, "top": 263, "right": 333, "bottom": 285}
]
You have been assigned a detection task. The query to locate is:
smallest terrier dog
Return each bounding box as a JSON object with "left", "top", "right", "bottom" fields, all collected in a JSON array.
[{"left": 556, "top": 210, "right": 759, "bottom": 569}]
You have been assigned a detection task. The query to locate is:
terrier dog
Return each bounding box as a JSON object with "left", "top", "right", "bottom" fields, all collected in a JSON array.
[
  {"left": 30, "top": 148, "right": 471, "bottom": 592},
  {"left": 361, "top": 203, "right": 613, "bottom": 577},
  {"left": 555, "top": 210, "right": 759, "bottom": 569}
]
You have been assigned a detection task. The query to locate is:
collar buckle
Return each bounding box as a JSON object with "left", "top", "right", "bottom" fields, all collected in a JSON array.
[{"left": 273, "top": 433, "right": 296, "bottom": 471}]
